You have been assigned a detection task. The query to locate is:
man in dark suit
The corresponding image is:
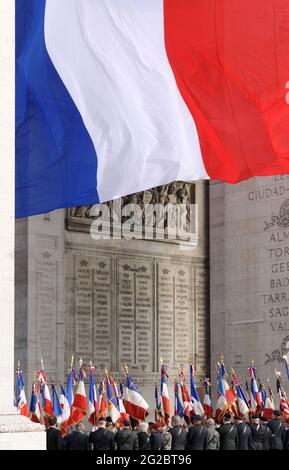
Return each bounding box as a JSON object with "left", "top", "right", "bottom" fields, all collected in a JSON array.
[
  {"left": 248, "top": 415, "right": 267, "bottom": 450},
  {"left": 46, "top": 416, "right": 65, "bottom": 450},
  {"left": 150, "top": 422, "right": 165, "bottom": 450},
  {"left": 64, "top": 422, "right": 90, "bottom": 450},
  {"left": 234, "top": 415, "right": 251, "bottom": 450},
  {"left": 169, "top": 415, "right": 187, "bottom": 450},
  {"left": 260, "top": 416, "right": 272, "bottom": 450},
  {"left": 267, "top": 410, "right": 286, "bottom": 450},
  {"left": 89, "top": 417, "right": 116, "bottom": 451},
  {"left": 115, "top": 419, "right": 139, "bottom": 450},
  {"left": 217, "top": 413, "right": 238, "bottom": 450},
  {"left": 186, "top": 415, "right": 208, "bottom": 450}
]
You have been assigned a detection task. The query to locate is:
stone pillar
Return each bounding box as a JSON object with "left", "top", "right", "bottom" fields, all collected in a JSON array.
[
  {"left": 0, "top": 0, "right": 45, "bottom": 449},
  {"left": 210, "top": 176, "right": 289, "bottom": 403}
]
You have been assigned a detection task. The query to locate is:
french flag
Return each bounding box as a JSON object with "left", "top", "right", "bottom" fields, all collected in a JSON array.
[
  {"left": 15, "top": 370, "right": 29, "bottom": 418},
  {"left": 123, "top": 375, "right": 149, "bottom": 421},
  {"left": 263, "top": 383, "right": 275, "bottom": 420},
  {"left": 189, "top": 365, "right": 204, "bottom": 417},
  {"left": 88, "top": 369, "right": 98, "bottom": 426},
  {"left": 203, "top": 379, "right": 213, "bottom": 418},
  {"left": 59, "top": 385, "right": 71, "bottom": 436},
  {"left": 69, "top": 367, "right": 87, "bottom": 425},
  {"left": 29, "top": 383, "right": 41, "bottom": 424},
  {"left": 42, "top": 384, "right": 54, "bottom": 418},
  {"left": 232, "top": 371, "right": 249, "bottom": 417},
  {"left": 160, "top": 364, "right": 171, "bottom": 423},
  {"left": 65, "top": 369, "right": 75, "bottom": 409},
  {"left": 52, "top": 385, "right": 62, "bottom": 424},
  {"left": 16, "top": 0, "right": 289, "bottom": 219},
  {"left": 174, "top": 382, "right": 184, "bottom": 418},
  {"left": 118, "top": 383, "right": 129, "bottom": 425},
  {"left": 248, "top": 365, "right": 263, "bottom": 412},
  {"left": 215, "top": 365, "right": 227, "bottom": 423},
  {"left": 178, "top": 369, "right": 192, "bottom": 421},
  {"left": 106, "top": 375, "right": 121, "bottom": 424},
  {"left": 98, "top": 381, "right": 107, "bottom": 419}
]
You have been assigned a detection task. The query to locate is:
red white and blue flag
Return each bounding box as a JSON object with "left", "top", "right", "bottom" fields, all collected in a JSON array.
[
  {"left": 59, "top": 385, "right": 71, "bottom": 436},
  {"left": 98, "top": 380, "right": 107, "bottom": 419},
  {"left": 189, "top": 365, "right": 204, "bottom": 417},
  {"left": 174, "top": 382, "right": 184, "bottom": 418},
  {"left": 215, "top": 364, "right": 227, "bottom": 422},
  {"left": 248, "top": 365, "right": 263, "bottom": 412},
  {"left": 88, "top": 368, "right": 98, "bottom": 426},
  {"left": 16, "top": 1, "right": 289, "bottom": 218},
  {"left": 52, "top": 385, "right": 62, "bottom": 424},
  {"left": 160, "top": 364, "right": 171, "bottom": 423},
  {"left": 106, "top": 375, "right": 121, "bottom": 424},
  {"left": 69, "top": 364, "right": 87, "bottom": 425},
  {"left": 203, "top": 379, "right": 213, "bottom": 418},
  {"left": 263, "top": 382, "right": 275, "bottom": 420},
  {"left": 15, "top": 369, "right": 29, "bottom": 418},
  {"left": 232, "top": 370, "right": 249, "bottom": 417},
  {"left": 123, "top": 375, "right": 149, "bottom": 421},
  {"left": 178, "top": 368, "right": 193, "bottom": 420},
  {"left": 29, "top": 383, "right": 41, "bottom": 423}
]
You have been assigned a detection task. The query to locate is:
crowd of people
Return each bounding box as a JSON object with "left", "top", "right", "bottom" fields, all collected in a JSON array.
[{"left": 46, "top": 411, "right": 289, "bottom": 451}]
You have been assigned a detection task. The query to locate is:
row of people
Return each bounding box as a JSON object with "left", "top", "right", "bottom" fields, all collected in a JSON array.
[{"left": 46, "top": 411, "right": 289, "bottom": 451}]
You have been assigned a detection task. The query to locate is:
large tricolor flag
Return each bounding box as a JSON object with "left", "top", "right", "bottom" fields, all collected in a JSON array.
[
  {"left": 123, "top": 375, "right": 149, "bottom": 421},
  {"left": 160, "top": 364, "right": 171, "bottom": 423},
  {"left": 16, "top": 0, "right": 289, "bottom": 218}
]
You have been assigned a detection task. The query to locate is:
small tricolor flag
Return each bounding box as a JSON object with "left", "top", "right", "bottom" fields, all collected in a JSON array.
[
  {"left": 232, "top": 370, "right": 249, "bottom": 417},
  {"left": 69, "top": 362, "right": 87, "bottom": 425},
  {"left": 160, "top": 364, "right": 171, "bottom": 423},
  {"left": 52, "top": 385, "right": 62, "bottom": 424},
  {"left": 263, "top": 381, "right": 275, "bottom": 420},
  {"left": 106, "top": 374, "right": 121, "bottom": 424},
  {"left": 248, "top": 364, "right": 263, "bottom": 412},
  {"left": 189, "top": 365, "right": 204, "bottom": 417},
  {"left": 88, "top": 367, "right": 98, "bottom": 426},
  {"left": 59, "top": 385, "right": 71, "bottom": 436},
  {"left": 174, "top": 382, "right": 184, "bottom": 418},
  {"left": 15, "top": 369, "right": 29, "bottom": 418},
  {"left": 203, "top": 379, "right": 213, "bottom": 418},
  {"left": 29, "top": 383, "right": 41, "bottom": 423}
]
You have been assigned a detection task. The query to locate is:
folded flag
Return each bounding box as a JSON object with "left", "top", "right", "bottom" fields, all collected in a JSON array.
[{"left": 16, "top": 0, "right": 289, "bottom": 218}]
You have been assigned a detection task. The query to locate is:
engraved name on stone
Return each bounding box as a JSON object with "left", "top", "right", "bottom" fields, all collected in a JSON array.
[
  {"left": 157, "top": 264, "right": 190, "bottom": 367},
  {"left": 117, "top": 261, "right": 153, "bottom": 372},
  {"left": 36, "top": 252, "right": 57, "bottom": 374}
]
